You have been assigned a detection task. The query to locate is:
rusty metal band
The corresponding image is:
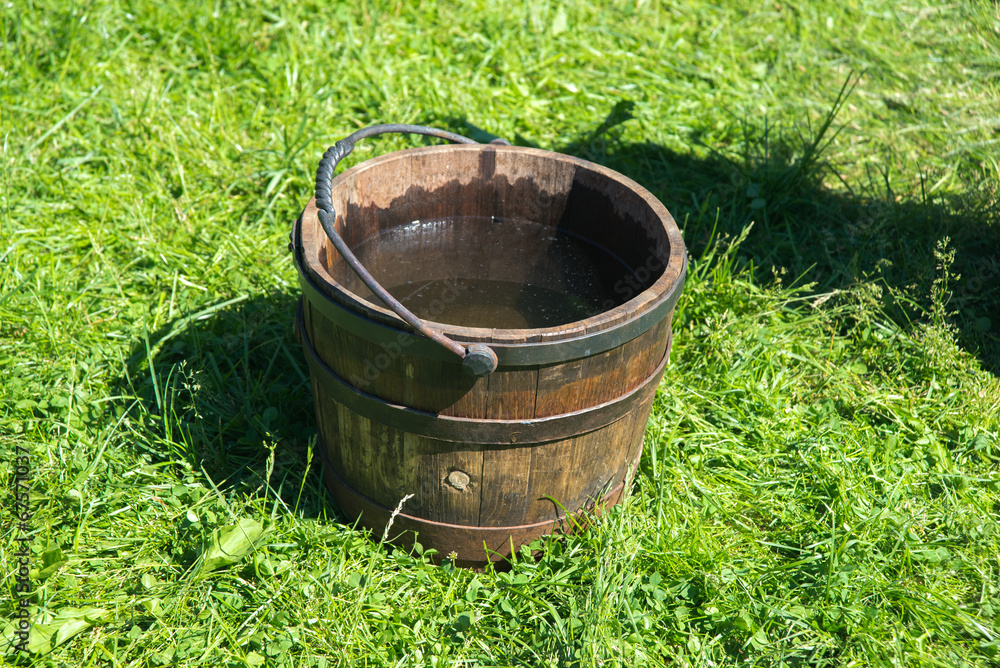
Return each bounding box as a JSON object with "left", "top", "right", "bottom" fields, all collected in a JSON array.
[
  {"left": 292, "top": 218, "right": 686, "bottom": 367},
  {"left": 296, "top": 304, "right": 670, "bottom": 445},
  {"left": 318, "top": 442, "right": 640, "bottom": 564}
]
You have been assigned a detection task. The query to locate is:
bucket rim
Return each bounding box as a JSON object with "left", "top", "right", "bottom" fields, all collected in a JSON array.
[{"left": 296, "top": 143, "right": 686, "bottom": 347}]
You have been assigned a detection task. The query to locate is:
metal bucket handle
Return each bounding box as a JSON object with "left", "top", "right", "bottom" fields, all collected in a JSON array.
[{"left": 314, "top": 124, "right": 509, "bottom": 378}]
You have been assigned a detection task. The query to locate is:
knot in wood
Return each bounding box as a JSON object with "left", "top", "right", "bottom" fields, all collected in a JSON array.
[{"left": 447, "top": 470, "right": 471, "bottom": 491}]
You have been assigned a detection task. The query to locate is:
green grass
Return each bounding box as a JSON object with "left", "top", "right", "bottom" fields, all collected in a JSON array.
[{"left": 2, "top": 0, "right": 1000, "bottom": 665}]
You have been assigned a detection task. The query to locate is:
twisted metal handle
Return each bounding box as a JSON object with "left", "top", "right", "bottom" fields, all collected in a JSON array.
[{"left": 314, "top": 124, "right": 508, "bottom": 378}]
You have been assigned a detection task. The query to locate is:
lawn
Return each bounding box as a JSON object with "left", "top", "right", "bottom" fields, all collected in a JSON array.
[{"left": 2, "top": 0, "right": 1000, "bottom": 665}]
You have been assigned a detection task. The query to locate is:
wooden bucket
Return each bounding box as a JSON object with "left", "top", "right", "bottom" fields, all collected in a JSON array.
[{"left": 292, "top": 125, "right": 686, "bottom": 565}]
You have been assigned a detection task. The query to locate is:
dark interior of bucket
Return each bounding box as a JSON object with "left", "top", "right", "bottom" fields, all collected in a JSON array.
[{"left": 324, "top": 149, "right": 670, "bottom": 329}]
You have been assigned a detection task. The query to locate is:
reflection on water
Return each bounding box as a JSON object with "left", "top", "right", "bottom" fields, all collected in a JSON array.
[{"left": 343, "top": 217, "right": 634, "bottom": 329}]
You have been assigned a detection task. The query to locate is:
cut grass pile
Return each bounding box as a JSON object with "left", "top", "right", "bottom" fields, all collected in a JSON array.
[{"left": 2, "top": 0, "right": 1000, "bottom": 665}]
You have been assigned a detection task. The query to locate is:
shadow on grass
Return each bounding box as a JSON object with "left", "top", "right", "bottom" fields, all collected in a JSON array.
[
  {"left": 450, "top": 100, "right": 1000, "bottom": 374},
  {"left": 119, "top": 291, "right": 326, "bottom": 517}
]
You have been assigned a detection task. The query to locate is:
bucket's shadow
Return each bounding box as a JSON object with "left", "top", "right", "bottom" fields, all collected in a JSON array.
[
  {"left": 450, "top": 105, "right": 1000, "bottom": 374},
  {"left": 120, "top": 291, "right": 326, "bottom": 517}
]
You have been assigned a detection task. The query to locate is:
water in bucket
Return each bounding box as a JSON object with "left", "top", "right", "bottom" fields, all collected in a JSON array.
[{"left": 342, "top": 217, "right": 640, "bottom": 329}]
